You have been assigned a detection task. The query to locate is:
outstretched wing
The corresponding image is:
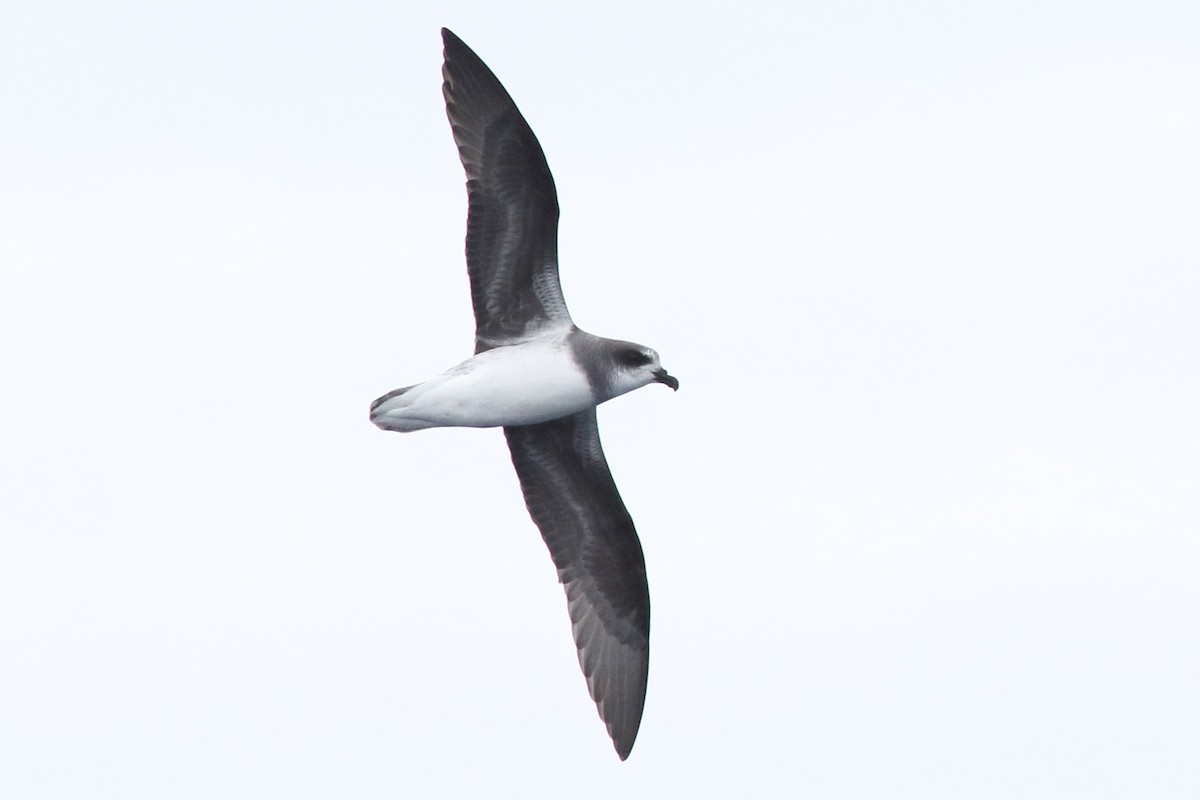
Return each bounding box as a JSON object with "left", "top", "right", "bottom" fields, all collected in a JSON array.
[
  {"left": 441, "top": 28, "right": 573, "bottom": 352},
  {"left": 504, "top": 409, "right": 651, "bottom": 760}
]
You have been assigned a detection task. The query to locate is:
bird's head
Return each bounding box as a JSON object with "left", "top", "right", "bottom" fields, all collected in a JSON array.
[{"left": 609, "top": 343, "right": 679, "bottom": 396}]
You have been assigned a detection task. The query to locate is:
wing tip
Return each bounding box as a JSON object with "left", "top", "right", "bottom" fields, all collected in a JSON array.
[
  {"left": 610, "top": 715, "right": 640, "bottom": 760},
  {"left": 615, "top": 740, "right": 634, "bottom": 761},
  {"left": 441, "top": 27, "right": 481, "bottom": 73},
  {"left": 604, "top": 697, "right": 645, "bottom": 761}
]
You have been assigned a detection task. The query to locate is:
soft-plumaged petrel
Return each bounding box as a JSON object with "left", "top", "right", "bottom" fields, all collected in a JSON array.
[{"left": 369, "top": 29, "right": 677, "bottom": 760}]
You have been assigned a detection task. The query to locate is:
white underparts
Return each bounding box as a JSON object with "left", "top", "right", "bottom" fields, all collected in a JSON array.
[{"left": 370, "top": 340, "right": 595, "bottom": 432}]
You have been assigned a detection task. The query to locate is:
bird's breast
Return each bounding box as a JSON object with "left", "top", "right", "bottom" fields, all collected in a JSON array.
[{"left": 411, "top": 342, "right": 596, "bottom": 429}]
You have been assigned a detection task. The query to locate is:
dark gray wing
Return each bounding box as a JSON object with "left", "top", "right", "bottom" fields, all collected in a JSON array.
[
  {"left": 441, "top": 29, "right": 573, "bottom": 352},
  {"left": 504, "top": 409, "right": 650, "bottom": 760}
]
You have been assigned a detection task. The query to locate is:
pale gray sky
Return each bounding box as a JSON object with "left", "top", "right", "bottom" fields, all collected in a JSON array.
[{"left": 2, "top": 1, "right": 1198, "bottom": 797}]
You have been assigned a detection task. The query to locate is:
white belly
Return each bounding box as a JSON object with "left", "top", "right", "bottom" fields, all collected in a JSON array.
[{"left": 372, "top": 341, "right": 596, "bottom": 431}]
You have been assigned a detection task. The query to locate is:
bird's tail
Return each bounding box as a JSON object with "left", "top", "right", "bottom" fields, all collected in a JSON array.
[
  {"left": 369, "top": 384, "right": 436, "bottom": 432},
  {"left": 370, "top": 385, "right": 415, "bottom": 414}
]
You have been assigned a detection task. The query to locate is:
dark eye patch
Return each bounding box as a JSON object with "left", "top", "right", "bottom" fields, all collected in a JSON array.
[{"left": 619, "top": 349, "right": 653, "bottom": 367}]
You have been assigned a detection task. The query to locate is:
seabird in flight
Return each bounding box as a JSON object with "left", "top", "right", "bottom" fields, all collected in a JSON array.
[{"left": 370, "top": 28, "right": 677, "bottom": 760}]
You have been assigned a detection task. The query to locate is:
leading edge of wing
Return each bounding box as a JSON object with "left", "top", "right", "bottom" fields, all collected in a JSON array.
[
  {"left": 503, "top": 409, "right": 651, "bottom": 760},
  {"left": 441, "top": 29, "right": 572, "bottom": 351}
]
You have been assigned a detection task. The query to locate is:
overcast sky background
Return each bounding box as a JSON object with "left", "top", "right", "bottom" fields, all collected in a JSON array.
[{"left": 2, "top": 1, "right": 1198, "bottom": 797}]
